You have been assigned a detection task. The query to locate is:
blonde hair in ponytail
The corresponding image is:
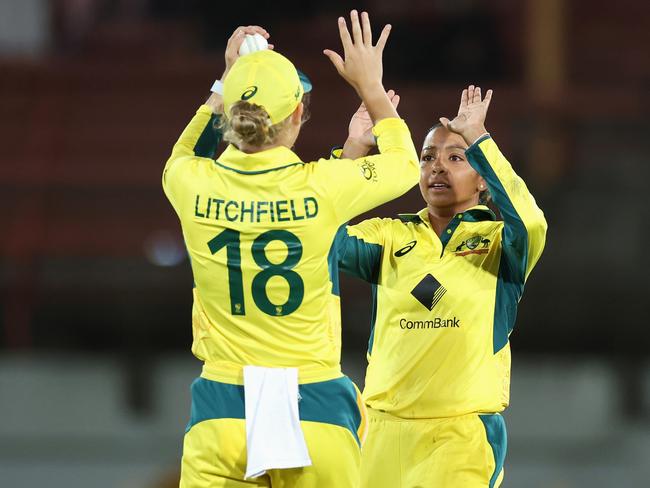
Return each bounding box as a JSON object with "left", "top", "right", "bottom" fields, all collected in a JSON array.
[{"left": 222, "top": 101, "right": 290, "bottom": 148}]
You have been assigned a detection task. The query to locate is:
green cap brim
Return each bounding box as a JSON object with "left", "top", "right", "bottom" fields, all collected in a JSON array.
[{"left": 298, "top": 70, "right": 312, "bottom": 93}]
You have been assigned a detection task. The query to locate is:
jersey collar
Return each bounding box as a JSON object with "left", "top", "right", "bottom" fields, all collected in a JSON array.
[
  {"left": 400, "top": 205, "right": 496, "bottom": 256},
  {"left": 215, "top": 144, "right": 305, "bottom": 175},
  {"left": 398, "top": 205, "right": 496, "bottom": 227}
]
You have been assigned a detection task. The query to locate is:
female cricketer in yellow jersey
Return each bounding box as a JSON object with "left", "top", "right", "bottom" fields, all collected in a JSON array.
[
  {"left": 336, "top": 86, "right": 548, "bottom": 487},
  {"left": 162, "top": 11, "right": 420, "bottom": 488}
]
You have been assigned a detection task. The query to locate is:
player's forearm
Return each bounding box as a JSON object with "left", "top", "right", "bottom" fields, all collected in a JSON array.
[
  {"left": 358, "top": 82, "right": 399, "bottom": 124},
  {"left": 466, "top": 135, "right": 547, "bottom": 274},
  {"left": 367, "top": 118, "right": 420, "bottom": 192},
  {"left": 205, "top": 92, "right": 224, "bottom": 115},
  {"left": 372, "top": 118, "right": 418, "bottom": 161},
  {"left": 341, "top": 137, "right": 373, "bottom": 159},
  {"left": 458, "top": 124, "right": 489, "bottom": 147},
  {"left": 466, "top": 135, "right": 546, "bottom": 228}
]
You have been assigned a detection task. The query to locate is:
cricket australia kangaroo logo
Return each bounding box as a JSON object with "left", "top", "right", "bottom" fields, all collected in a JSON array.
[
  {"left": 454, "top": 235, "right": 490, "bottom": 256},
  {"left": 411, "top": 274, "right": 447, "bottom": 311}
]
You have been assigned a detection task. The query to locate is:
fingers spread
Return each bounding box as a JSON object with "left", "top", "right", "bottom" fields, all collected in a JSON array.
[
  {"left": 376, "top": 24, "right": 391, "bottom": 51},
  {"left": 338, "top": 17, "right": 353, "bottom": 51},
  {"left": 459, "top": 88, "right": 468, "bottom": 112},
  {"left": 467, "top": 85, "right": 475, "bottom": 104},
  {"left": 474, "top": 86, "right": 482, "bottom": 103},
  {"left": 484, "top": 89, "right": 493, "bottom": 108},
  {"left": 323, "top": 49, "right": 345, "bottom": 73},
  {"left": 350, "top": 10, "right": 363, "bottom": 45},
  {"left": 386, "top": 88, "right": 400, "bottom": 108},
  {"left": 361, "top": 11, "right": 372, "bottom": 45}
]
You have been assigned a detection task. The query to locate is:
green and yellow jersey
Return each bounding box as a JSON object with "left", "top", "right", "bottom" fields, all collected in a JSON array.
[
  {"left": 338, "top": 135, "right": 547, "bottom": 418},
  {"left": 163, "top": 105, "right": 419, "bottom": 384}
]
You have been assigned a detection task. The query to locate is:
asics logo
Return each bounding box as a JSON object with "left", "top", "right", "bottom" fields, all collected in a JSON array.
[
  {"left": 241, "top": 86, "right": 258, "bottom": 100},
  {"left": 394, "top": 240, "right": 417, "bottom": 257}
]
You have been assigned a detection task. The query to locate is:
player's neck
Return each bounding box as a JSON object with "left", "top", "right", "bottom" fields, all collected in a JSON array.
[
  {"left": 238, "top": 125, "right": 299, "bottom": 154},
  {"left": 238, "top": 142, "right": 285, "bottom": 154},
  {"left": 427, "top": 201, "right": 474, "bottom": 237},
  {"left": 427, "top": 209, "right": 454, "bottom": 237},
  {"left": 238, "top": 134, "right": 297, "bottom": 154}
]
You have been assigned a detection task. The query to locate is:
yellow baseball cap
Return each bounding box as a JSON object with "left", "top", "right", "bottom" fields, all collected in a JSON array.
[{"left": 223, "top": 49, "right": 309, "bottom": 124}]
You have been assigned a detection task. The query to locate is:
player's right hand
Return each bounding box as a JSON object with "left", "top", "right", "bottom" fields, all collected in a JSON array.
[
  {"left": 439, "top": 85, "right": 493, "bottom": 146},
  {"left": 323, "top": 10, "right": 391, "bottom": 95},
  {"left": 222, "top": 26, "right": 273, "bottom": 80},
  {"left": 348, "top": 89, "right": 400, "bottom": 147}
]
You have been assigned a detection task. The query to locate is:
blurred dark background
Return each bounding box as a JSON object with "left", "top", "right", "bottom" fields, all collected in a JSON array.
[{"left": 1, "top": 0, "right": 649, "bottom": 487}]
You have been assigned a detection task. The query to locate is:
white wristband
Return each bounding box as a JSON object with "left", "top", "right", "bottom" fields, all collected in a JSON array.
[{"left": 210, "top": 79, "right": 224, "bottom": 95}]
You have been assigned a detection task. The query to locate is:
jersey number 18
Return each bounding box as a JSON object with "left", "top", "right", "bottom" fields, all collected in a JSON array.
[{"left": 208, "top": 229, "right": 304, "bottom": 317}]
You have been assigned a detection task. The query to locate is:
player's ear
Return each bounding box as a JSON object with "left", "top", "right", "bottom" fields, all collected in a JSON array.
[
  {"left": 290, "top": 103, "right": 304, "bottom": 126},
  {"left": 477, "top": 176, "right": 487, "bottom": 192}
]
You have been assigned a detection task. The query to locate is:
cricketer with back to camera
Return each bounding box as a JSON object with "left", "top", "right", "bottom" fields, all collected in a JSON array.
[{"left": 162, "top": 11, "right": 421, "bottom": 488}]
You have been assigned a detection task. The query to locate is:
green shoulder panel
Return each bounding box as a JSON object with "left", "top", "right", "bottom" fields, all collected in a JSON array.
[
  {"left": 193, "top": 113, "right": 222, "bottom": 158},
  {"left": 465, "top": 137, "right": 528, "bottom": 354}
]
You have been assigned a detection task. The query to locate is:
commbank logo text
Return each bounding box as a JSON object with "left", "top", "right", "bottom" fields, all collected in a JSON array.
[{"left": 400, "top": 317, "right": 460, "bottom": 329}]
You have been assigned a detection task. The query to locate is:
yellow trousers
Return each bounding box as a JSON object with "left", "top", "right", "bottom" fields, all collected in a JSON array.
[
  {"left": 180, "top": 376, "right": 367, "bottom": 488},
  {"left": 361, "top": 408, "right": 506, "bottom": 488}
]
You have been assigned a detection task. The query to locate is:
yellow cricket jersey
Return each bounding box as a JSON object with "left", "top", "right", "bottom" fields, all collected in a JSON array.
[
  {"left": 162, "top": 105, "right": 419, "bottom": 384},
  {"left": 338, "top": 135, "right": 547, "bottom": 418}
]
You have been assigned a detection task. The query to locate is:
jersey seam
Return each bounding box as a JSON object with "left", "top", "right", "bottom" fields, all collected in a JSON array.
[{"left": 212, "top": 159, "right": 307, "bottom": 174}]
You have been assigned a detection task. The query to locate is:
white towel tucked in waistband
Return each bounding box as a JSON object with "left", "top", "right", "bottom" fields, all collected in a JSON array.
[{"left": 243, "top": 366, "right": 312, "bottom": 479}]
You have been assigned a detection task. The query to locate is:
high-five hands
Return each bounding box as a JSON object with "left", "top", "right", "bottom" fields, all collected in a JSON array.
[
  {"left": 439, "top": 85, "right": 493, "bottom": 145},
  {"left": 324, "top": 10, "right": 398, "bottom": 124},
  {"left": 342, "top": 90, "right": 401, "bottom": 159},
  {"left": 348, "top": 90, "right": 400, "bottom": 144},
  {"left": 324, "top": 10, "right": 390, "bottom": 95}
]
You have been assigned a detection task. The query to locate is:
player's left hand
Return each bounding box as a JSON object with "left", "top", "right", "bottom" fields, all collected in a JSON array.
[
  {"left": 222, "top": 26, "right": 274, "bottom": 80},
  {"left": 439, "top": 85, "right": 492, "bottom": 145},
  {"left": 341, "top": 89, "right": 400, "bottom": 159},
  {"left": 348, "top": 89, "right": 400, "bottom": 148}
]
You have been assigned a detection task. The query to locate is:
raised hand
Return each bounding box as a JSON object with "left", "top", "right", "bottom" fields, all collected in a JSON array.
[
  {"left": 440, "top": 85, "right": 493, "bottom": 145},
  {"left": 323, "top": 10, "right": 390, "bottom": 93},
  {"left": 348, "top": 89, "right": 400, "bottom": 146},
  {"left": 341, "top": 89, "right": 400, "bottom": 159},
  {"left": 323, "top": 10, "right": 397, "bottom": 124},
  {"left": 206, "top": 26, "right": 272, "bottom": 113},
  {"left": 223, "top": 26, "right": 273, "bottom": 79}
]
